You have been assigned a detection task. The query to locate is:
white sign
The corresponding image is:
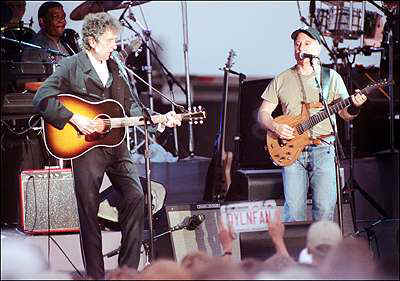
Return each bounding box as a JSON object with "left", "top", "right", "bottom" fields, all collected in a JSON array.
[{"left": 220, "top": 200, "right": 278, "bottom": 233}]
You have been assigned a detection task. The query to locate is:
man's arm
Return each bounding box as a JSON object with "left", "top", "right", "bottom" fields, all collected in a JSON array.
[
  {"left": 266, "top": 208, "right": 290, "bottom": 257},
  {"left": 338, "top": 90, "right": 368, "bottom": 121},
  {"left": 258, "top": 100, "right": 294, "bottom": 140},
  {"left": 33, "top": 59, "right": 98, "bottom": 134}
]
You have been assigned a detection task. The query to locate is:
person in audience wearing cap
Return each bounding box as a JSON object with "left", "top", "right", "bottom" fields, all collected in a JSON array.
[
  {"left": 298, "top": 220, "right": 342, "bottom": 266},
  {"left": 258, "top": 27, "right": 368, "bottom": 222}
]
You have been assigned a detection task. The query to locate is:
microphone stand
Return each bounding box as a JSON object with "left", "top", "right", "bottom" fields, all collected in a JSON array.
[
  {"left": 0, "top": 36, "right": 68, "bottom": 57},
  {"left": 181, "top": 1, "right": 195, "bottom": 157},
  {"left": 310, "top": 58, "right": 345, "bottom": 235},
  {"left": 167, "top": 77, "right": 179, "bottom": 157},
  {"left": 115, "top": 56, "right": 157, "bottom": 264}
]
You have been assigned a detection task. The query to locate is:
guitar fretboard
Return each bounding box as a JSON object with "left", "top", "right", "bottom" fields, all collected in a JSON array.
[
  {"left": 296, "top": 98, "right": 351, "bottom": 134},
  {"left": 295, "top": 81, "right": 389, "bottom": 134}
]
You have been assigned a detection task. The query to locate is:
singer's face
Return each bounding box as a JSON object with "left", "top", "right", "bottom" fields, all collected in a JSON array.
[
  {"left": 89, "top": 29, "right": 118, "bottom": 62},
  {"left": 294, "top": 32, "right": 321, "bottom": 63}
]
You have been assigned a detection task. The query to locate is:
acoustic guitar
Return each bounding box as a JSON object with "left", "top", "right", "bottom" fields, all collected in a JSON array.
[
  {"left": 265, "top": 80, "right": 392, "bottom": 167},
  {"left": 42, "top": 94, "right": 206, "bottom": 160},
  {"left": 203, "top": 49, "right": 236, "bottom": 202}
]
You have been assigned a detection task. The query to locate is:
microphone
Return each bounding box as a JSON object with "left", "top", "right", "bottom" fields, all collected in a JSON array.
[
  {"left": 170, "top": 214, "right": 205, "bottom": 232},
  {"left": 110, "top": 50, "right": 128, "bottom": 78},
  {"left": 300, "top": 53, "right": 319, "bottom": 60},
  {"left": 185, "top": 214, "right": 205, "bottom": 231}
]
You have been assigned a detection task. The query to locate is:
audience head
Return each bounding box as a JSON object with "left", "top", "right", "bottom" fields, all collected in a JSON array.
[
  {"left": 189, "top": 257, "right": 249, "bottom": 280},
  {"left": 139, "top": 259, "right": 191, "bottom": 280},
  {"left": 181, "top": 250, "right": 213, "bottom": 272},
  {"left": 303, "top": 220, "right": 342, "bottom": 266},
  {"left": 1, "top": 238, "right": 47, "bottom": 279},
  {"left": 262, "top": 253, "right": 297, "bottom": 273}
]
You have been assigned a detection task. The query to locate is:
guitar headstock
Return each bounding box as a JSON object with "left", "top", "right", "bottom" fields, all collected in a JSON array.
[
  {"left": 183, "top": 106, "right": 207, "bottom": 125},
  {"left": 224, "top": 49, "right": 237, "bottom": 70},
  {"left": 361, "top": 79, "right": 393, "bottom": 95}
]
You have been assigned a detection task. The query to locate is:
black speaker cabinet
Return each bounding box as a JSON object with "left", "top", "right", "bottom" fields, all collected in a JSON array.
[
  {"left": 238, "top": 78, "right": 281, "bottom": 169},
  {"left": 226, "top": 169, "right": 284, "bottom": 202},
  {"left": 165, "top": 203, "right": 241, "bottom": 262},
  {"left": 19, "top": 168, "right": 80, "bottom": 234}
]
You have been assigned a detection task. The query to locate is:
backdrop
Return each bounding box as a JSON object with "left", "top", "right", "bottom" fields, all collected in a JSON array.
[{"left": 22, "top": 1, "right": 382, "bottom": 77}]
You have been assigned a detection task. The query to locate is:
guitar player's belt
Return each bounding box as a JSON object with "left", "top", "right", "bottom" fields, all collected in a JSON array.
[{"left": 310, "top": 133, "right": 335, "bottom": 146}]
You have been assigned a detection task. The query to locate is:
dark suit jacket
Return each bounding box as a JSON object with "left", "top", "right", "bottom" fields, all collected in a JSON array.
[{"left": 33, "top": 50, "right": 154, "bottom": 132}]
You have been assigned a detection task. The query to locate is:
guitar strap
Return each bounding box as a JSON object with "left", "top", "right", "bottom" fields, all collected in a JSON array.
[
  {"left": 294, "top": 66, "right": 331, "bottom": 102},
  {"left": 295, "top": 66, "right": 332, "bottom": 139}
]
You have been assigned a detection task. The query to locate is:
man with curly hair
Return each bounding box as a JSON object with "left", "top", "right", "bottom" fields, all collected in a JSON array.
[{"left": 33, "top": 12, "right": 181, "bottom": 279}]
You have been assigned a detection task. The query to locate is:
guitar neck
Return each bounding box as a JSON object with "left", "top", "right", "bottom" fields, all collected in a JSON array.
[
  {"left": 110, "top": 115, "right": 167, "bottom": 128},
  {"left": 295, "top": 80, "right": 389, "bottom": 134},
  {"left": 109, "top": 111, "right": 202, "bottom": 128},
  {"left": 297, "top": 97, "right": 351, "bottom": 134}
]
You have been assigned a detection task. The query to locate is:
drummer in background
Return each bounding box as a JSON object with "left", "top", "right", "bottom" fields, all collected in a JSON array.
[{"left": 21, "top": 1, "right": 68, "bottom": 69}]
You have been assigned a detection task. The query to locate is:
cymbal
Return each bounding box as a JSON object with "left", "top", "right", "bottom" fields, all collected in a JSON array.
[{"left": 70, "top": 1, "right": 151, "bottom": 21}]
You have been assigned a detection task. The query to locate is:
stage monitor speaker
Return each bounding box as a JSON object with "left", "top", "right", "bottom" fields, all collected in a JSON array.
[
  {"left": 165, "top": 204, "right": 241, "bottom": 263},
  {"left": 226, "top": 169, "right": 284, "bottom": 202},
  {"left": 238, "top": 78, "right": 281, "bottom": 169},
  {"left": 19, "top": 168, "right": 80, "bottom": 234}
]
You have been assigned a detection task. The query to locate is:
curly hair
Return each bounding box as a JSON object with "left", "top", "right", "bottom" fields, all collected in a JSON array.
[{"left": 81, "top": 12, "right": 121, "bottom": 51}]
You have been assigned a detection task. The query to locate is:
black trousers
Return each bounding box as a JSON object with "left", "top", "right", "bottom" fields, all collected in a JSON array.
[{"left": 72, "top": 145, "right": 144, "bottom": 279}]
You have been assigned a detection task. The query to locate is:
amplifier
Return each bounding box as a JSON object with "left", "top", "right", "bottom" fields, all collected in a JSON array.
[
  {"left": 165, "top": 203, "right": 241, "bottom": 263},
  {"left": 19, "top": 168, "right": 80, "bottom": 234},
  {"left": 226, "top": 169, "right": 284, "bottom": 202}
]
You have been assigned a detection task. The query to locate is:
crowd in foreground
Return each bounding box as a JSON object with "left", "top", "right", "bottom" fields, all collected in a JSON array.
[{"left": 2, "top": 208, "right": 397, "bottom": 280}]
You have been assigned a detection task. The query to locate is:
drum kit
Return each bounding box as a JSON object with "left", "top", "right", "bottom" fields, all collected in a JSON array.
[
  {"left": 312, "top": 1, "right": 388, "bottom": 45},
  {"left": 0, "top": 1, "right": 150, "bottom": 94}
]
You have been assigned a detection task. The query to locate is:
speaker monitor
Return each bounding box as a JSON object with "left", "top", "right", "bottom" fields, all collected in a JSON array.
[
  {"left": 19, "top": 168, "right": 80, "bottom": 234},
  {"left": 165, "top": 204, "right": 241, "bottom": 263},
  {"left": 238, "top": 78, "right": 281, "bottom": 169},
  {"left": 227, "top": 169, "right": 284, "bottom": 202}
]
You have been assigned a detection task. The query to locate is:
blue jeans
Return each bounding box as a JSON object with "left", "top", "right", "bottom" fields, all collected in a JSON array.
[{"left": 282, "top": 142, "right": 337, "bottom": 222}]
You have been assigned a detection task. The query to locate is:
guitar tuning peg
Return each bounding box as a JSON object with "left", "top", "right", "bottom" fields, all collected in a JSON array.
[
  {"left": 194, "top": 121, "right": 198, "bottom": 125},
  {"left": 200, "top": 120, "right": 203, "bottom": 124}
]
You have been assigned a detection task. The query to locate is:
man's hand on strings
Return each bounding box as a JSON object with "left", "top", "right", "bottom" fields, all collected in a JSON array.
[
  {"left": 164, "top": 111, "right": 182, "bottom": 128},
  {"left": 70, "top": 114, "right": 104, "bottom": 135},
  {"left": 351, "top": 89, "right": 367, "bottom": 107}
]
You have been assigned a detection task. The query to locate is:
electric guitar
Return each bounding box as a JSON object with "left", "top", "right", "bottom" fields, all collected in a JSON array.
[
  {"left": 42, "top": 94, "right": 206, "bottom": 160},
  {"left": 265, "top": 80, "right": 392, "bottom": 167},
  {"left": 204, "top": 49, "right": 236, "bottom": 202}
]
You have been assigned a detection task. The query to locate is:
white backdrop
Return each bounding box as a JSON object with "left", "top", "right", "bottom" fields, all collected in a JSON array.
[{"left": 23, "top": 1, "right": 383, "bottom": 77}]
